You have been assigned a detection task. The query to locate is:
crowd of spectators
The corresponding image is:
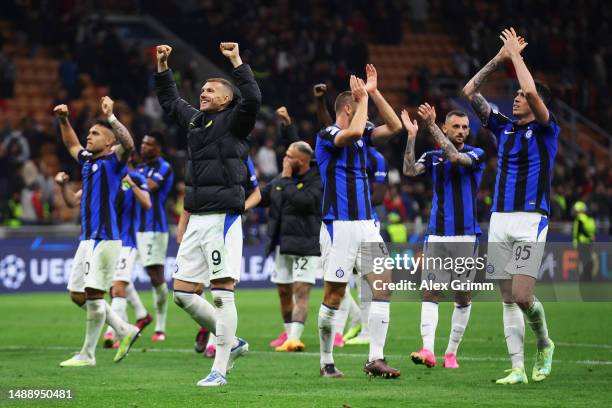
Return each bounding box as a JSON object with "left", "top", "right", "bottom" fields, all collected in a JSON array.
[{"left": 0, "top": 0, "right": 609, "bottom": 240}]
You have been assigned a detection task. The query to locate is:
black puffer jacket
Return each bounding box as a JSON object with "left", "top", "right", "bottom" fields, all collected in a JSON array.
[
  {"left": 155, "top": 64, "right": 261, "bottom": 213},
  {"left": 259, "top": 167, "right": 323, "bottom": 257}
]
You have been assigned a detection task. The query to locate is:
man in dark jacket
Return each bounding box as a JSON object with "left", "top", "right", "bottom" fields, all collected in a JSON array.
[
  {"left": 259, "top": 127, "right": 323, "bottom": 353},
  {"left": 155, "top": 42, "right": 261, "bottom": 387}
]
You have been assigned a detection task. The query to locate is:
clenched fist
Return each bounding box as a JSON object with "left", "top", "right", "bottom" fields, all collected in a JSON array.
[
  {"left": 156, "top": 44, "right": 172, "bottom": 72},
  {"left": 220, "top": 42, "right": 243, "bottom": 67},
  {"left": 156, "top": 45, "right": 172, "bottom": 63},
  {"left": 53, "top": 104, "right": 69, "bottom": 118},
  {"left": 55, "top": 172, "right": 69, "bottom": 186},
  {"left": 313, "top": 83, "right": 327, "bottom": 98},
  {"left": 101, "top": 96, "right": 114, "bottom": 117},
  {"left": 276, "top": 106, "right": 291, "bottom": 125}
]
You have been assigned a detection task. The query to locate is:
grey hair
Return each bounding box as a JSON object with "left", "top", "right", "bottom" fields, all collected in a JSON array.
[{"left": 290, "top": 141, "right": 313, "bottom": 157}]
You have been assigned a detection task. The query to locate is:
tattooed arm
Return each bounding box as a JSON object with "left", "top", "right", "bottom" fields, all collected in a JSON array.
[
  {"left": 100, "top": 96, "right": 135, "bottom": 163},
  {"left": 417, "top": 103, "right": 474, "bottom": 167},
  {"left": 400, "top": 110, "right": 425, "bottom": 176},
  {"left": 462, "top": 35, "right": 527, "bottom": 124}
]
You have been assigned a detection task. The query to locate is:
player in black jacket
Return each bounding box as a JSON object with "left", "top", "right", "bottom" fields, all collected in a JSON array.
[{"left": 155, "top": 42, "right": 261, "bottom": 387}]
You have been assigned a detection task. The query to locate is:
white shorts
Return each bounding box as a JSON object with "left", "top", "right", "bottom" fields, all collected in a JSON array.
[
  {"left": 270, "top": 246, "right": 318, "bottom": 285},
  {"left": 320, "top": 219, "right": 388, "bottom": 283},
  {"left": 112, "top": 246, "right": 138, "bottom": 283},
  {"left": 486, "top": 212, "right": 548, "bottom": 280},
  {"left": 174, "top": 213, "right": 242, "bottom": 286},
  {"left": 422, "top": 235, "right": 478, "bottom": 285},
  {"left": 136, "top": 231, "right": 169, "bottom": 267},
  {"left": 67, "top": 240, "right": 122, "bottom": 292}
]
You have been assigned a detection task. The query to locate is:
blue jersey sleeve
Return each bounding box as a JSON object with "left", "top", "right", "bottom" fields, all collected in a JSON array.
[
  {"left": 466, "top": 147, "right": 485, "bottom": 169},
  {"left": 130, "top": 171, "right": 149, "bottom": 191},
  {"left": 368, "top": 148, "right": 388, "bottom": 183},
  {"left": 318, "top": 126, "right": 341, "bottom": 147},
  {"left": 246, "top": 157, "right": 258, "bottom": 189},
  {"left": 107, "top": 153, "right": 127, "bottom": 177},
  {"left": 485, "top": 109, "right": 513, "bottom": 142},
  {"left": 77, "top": 149, "right": 93, "bottom": 164},
  {"left": 534, "top": 112, "right": 561, "bottom": 139},
  {"left": 363, "top": 125, "right": 375, "bottom": 147},
  {"left": 152, "top": 161, "right": 173, "bottom": 187},
  {"left": 416, "top": 151, "right": 433, "bottom": 174}
]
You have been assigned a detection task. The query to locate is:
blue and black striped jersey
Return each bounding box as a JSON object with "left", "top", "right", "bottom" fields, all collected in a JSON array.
[
  {"left": 315, "top": 124, "right": 375, "bottom": 221},
  {"left": 78, "top": 150, "right": 127, "bottom": 241},
  {"left": 485, "top": 110, "right": 560, "bottom": 215},
  {"left": 136, "top": 158, "right": 174, "bottom": 233},
  {"left": 418, "top": 144, "right": 485, "bottom": 236}
]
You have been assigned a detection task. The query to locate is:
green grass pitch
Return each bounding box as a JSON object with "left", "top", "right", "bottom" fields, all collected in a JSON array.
[{"left": 1, "top": 289, "right": 611, "bottom": 407}]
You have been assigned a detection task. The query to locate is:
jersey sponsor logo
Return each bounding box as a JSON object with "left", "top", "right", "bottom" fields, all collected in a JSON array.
[
  {"left": 503, "top": 130, "right": 515, "bottom": 135},
  {"left": 335, "top": 268, "right": 344, "bottom": 278},
  {"left": 525, "top": 129, "right": 533, "bottom": 139},
  {"left": 92, "top": 163, "right": 99, "bottom": 173},
  {"left": 205, "top": 120, "right": 213, "bottom": 128},
  {"left": 357, "top": 140, "right": 364, "bottom": 147},
  {"left": 374, "top": 171, "right": 387, "bottom": 177},
  {"left": 212, "top": 269, "right": 222, "bottom": 275}
]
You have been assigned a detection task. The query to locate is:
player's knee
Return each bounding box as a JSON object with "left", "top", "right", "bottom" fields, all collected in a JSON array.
[
  {"left": 69, "top": 292, "right": 86, "bottom": 307},
  {"left": 512, "top": 292, "right": 532, "bottom": 309},
  {"left": 422, "top": 290, "right": 440, "bottom": 302},
  {"left": 173, "top": 291, "right": 192, "bottom": 308}
]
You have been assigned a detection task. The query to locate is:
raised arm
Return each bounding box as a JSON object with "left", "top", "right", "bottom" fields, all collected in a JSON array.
[
  {"left": 364, "top": 65, "right": 402, "bottom": 144},
  {"left": 501, "top": 28, "right": 548, "bottom": 124},
  {"left": 417, "top": 103, "right": 473, "bottom": 166},
  {"left": 222, "top": 42, "right": 262, "bottom": 137},
  {"left": 53, "top": 105, "right": 83, "bottom": 161},
  {"left": 100, "top": 96, "right": 134, "bottom": 163},
  {"left": 154, "top": 44, "right": 200, "bottom": 130},
  {"left": 55, "top": 172, "right": 82, "bottom": 208},
  {"left": 334, "top": 76, "right": 369, "bottom": 147},
  {"left": 313, "top": 84, "right": 334, "bottom": 127},
  {"left": 276, "top": 106, "right": 300, "bottom": 144},
  {"left": 462, "top": 35, "right": 527, "bottom": 123},
  {"left": 400, "top": 110, "right": 425, "bottom": 176}
]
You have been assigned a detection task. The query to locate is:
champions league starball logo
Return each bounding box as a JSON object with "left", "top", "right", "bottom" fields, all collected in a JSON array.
[{"left": 0, "top": 254, "right": 26, "bottom": 290}]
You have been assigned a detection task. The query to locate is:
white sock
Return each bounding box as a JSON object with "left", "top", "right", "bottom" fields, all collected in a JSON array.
[
  {"left": 104, "top": 301, "right": 132, "bottom": 338},
  {"left": 152, "top": 283, "right": 168, "bottom": 332},
  {"left": 421, "top": 301, "right": 438, "bottom": 353},
  {"left": 445, "top": 303, "right": 472, "bottom": 355},
  {"left": 368, "top": 301, "right": 390, "bottom": 361},
  {"left": 318, "top": 303, "right": 336, "bottom": 366},
  {"left": 173, "top": 291, "right": 216, "bottom": 331},
  {"left": 283, "top": 322, "right": 291, "bottom": 334},
  {"left": 288, "top": 321, "right": 305, "bottom": 341},
  {"left": 335, "top": 295, "right": 350, "bottom": 335},
  {"left": 523, "top": 297, "right": 550, "bottom": 350},
  {"left": 125, "top": 283, "right": 148, "bottom": 320},
  {"left": 358, "top": 278, "right": 371, "bottom": 338},
  {"left": 80, "top": 299, "right": 106, "bottom": 359},
  {"left": 211, "top": 289, "right": 237, "bottom": 377},
  {"left": 347, "top": 294, "right": 361, "bottom": 327},
  {"left": 503, "top": 302, "right": 525, "bottom": 369},
  {"left": 105, "top": 297, "right": 128, "bottom": 337}
]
